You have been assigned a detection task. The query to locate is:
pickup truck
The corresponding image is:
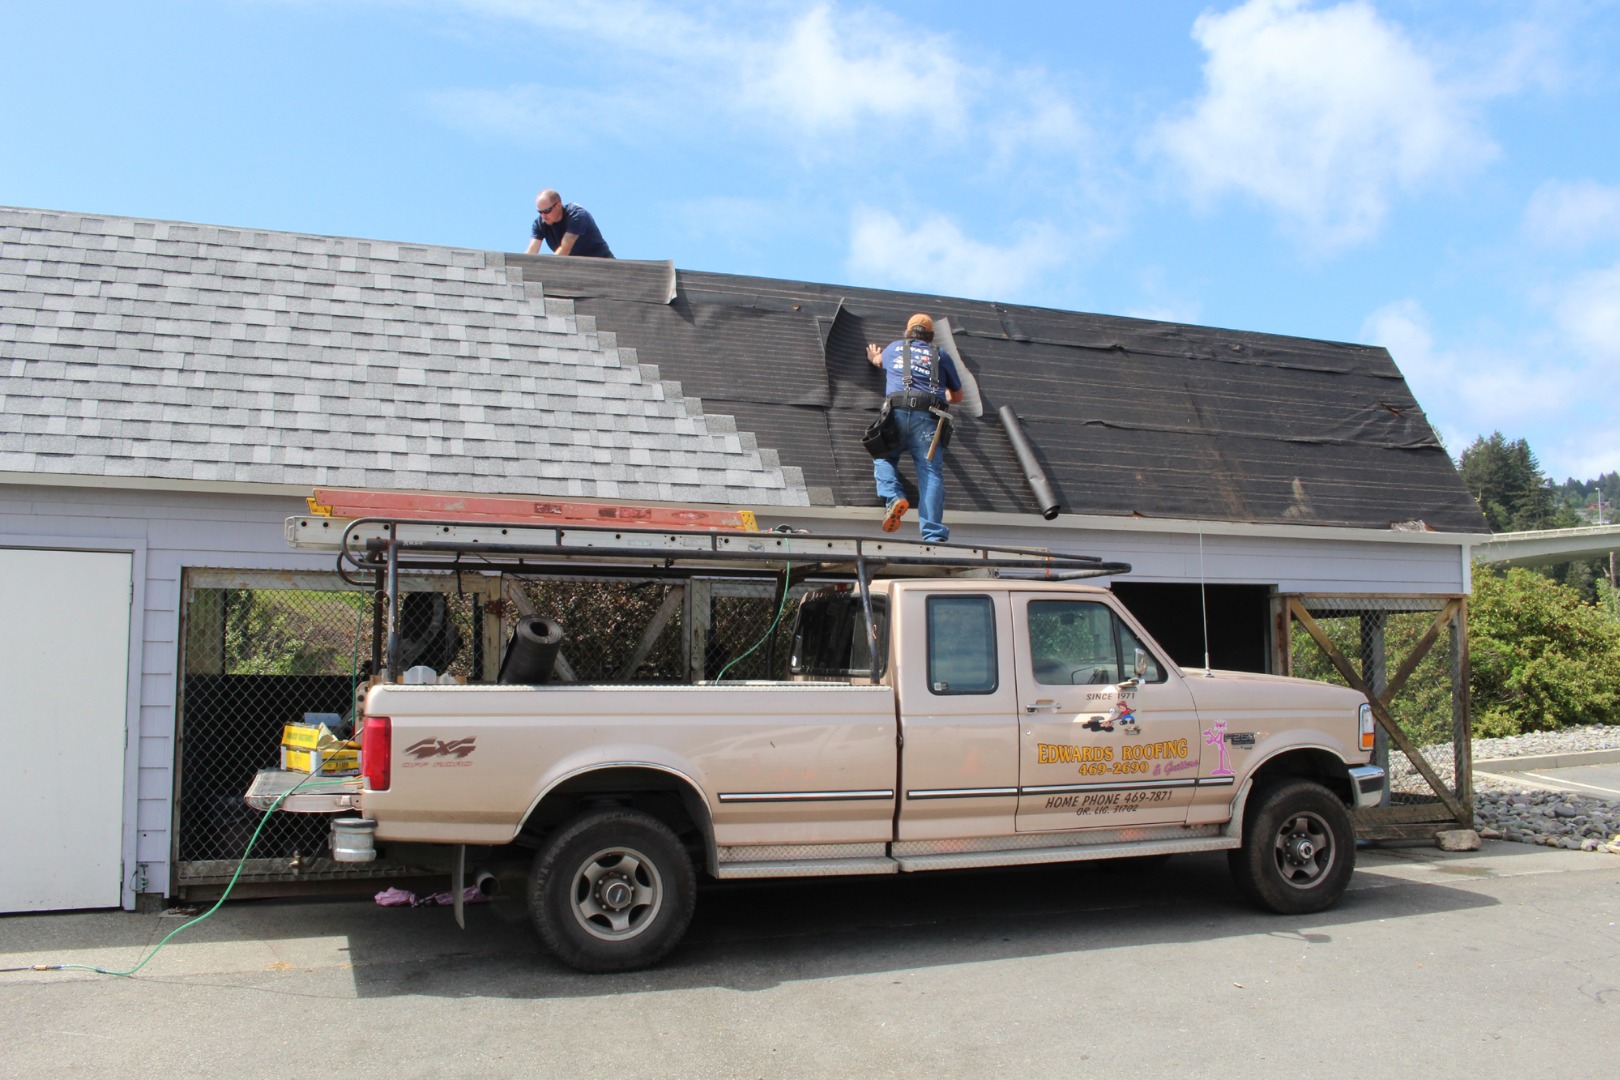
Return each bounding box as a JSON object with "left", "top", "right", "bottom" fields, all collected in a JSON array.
[{"left": 264, "top": 516, "right": 1383, "bottom": 972}]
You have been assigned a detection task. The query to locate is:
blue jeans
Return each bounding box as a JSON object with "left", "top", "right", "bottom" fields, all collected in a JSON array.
[{"left": 874, "top": 407, "right": 948, "bottom": 542}]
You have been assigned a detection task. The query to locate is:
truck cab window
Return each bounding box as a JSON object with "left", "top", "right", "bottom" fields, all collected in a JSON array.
[
  {"left": 1028, "top": 600, "right": 1122, "bottom": 685},
  {"left": 927, "top": 595, "right": 997, "bottom": 694}
]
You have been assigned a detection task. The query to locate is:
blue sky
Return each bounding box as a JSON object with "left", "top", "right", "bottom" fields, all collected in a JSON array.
[{"left": 5, "top": 0, "right": 1619, "bottom": 480}]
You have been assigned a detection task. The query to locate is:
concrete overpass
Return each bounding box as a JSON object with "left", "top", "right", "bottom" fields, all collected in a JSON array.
[{"left": 1471, "top": 523, "right": 1620, "bottom": 567}]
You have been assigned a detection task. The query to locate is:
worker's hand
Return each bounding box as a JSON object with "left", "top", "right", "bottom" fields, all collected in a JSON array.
[{"left": 866, "top": 343, "right": 883, "bottom": 366}]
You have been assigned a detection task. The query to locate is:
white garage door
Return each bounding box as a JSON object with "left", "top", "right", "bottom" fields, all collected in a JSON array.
[{"left": 0, "top": 548, "right": 132, "bottom": 912}]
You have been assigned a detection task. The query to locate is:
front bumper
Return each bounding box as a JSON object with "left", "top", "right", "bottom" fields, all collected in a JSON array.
[{"left": 1348, "top": 764, "right": 1386, "bottom": 809}]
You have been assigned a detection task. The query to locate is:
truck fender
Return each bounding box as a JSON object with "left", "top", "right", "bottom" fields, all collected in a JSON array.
[
  {"left": 1221, "top": 776, "right": 1256, "bottom": 841},
  {"left": 519, "top": 759, "right": 717, "bottom": 874},
  {"left": 1238, "top": 741, "right": 1358, "bottom": 815}
]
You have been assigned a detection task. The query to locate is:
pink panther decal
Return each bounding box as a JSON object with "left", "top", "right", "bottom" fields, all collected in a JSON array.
[{"left": 1203, "top": 719, "right": 1233, "bottom": 777}]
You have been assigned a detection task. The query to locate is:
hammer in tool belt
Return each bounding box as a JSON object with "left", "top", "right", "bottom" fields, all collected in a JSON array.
[{"left": 926, "top": 405, "right": 952, "bottom": 461}]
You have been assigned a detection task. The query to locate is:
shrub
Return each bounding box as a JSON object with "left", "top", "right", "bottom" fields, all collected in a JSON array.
[{"left": 1469, "top": 567, "right": 1620, "bottom": 736}]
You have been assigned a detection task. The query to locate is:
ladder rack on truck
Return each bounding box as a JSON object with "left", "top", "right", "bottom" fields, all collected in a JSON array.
[{"left": 284, "top": 513, "right": 1133, "bottom": 683}]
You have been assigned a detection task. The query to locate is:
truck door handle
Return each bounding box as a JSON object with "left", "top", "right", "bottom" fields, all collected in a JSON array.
[{"left": 1024, "top": 700, "right": 1062, "bottom": 713}]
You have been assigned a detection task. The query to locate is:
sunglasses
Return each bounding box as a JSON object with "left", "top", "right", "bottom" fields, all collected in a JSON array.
[{"left": 537, "top": 202, "right": 562, "bottom": 215}]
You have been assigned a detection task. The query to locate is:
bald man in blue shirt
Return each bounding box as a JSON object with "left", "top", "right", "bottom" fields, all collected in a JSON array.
[{"left": 526, "top": 190, "right": 615, "bottom": 258}]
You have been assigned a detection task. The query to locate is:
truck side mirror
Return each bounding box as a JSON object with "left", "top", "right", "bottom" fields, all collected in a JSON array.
[{"left": 1134, "top": 648, "right": 1148, "bottom": 679}]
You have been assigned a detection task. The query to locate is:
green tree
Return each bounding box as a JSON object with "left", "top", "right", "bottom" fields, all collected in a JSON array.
[
  {"left": 1459, "top": 432, "right": 1601, "bottom": 597},
  {"left": 221, "top": 589, "right": 366, "bottom": 675},
  {"left": 1457, "top": 432, "right": 1571, "bottom": 532},
  {"left": 1468, "top": 567, "right": 1620, "bottom": 736}
]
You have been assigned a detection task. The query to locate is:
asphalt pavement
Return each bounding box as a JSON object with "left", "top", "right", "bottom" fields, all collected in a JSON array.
[
  {"left": 3, "top": 842, "right": 1618, "bottom": 1079},
  {"left": 1476, "top": 747, "right": 1620, "bottom": 799}
]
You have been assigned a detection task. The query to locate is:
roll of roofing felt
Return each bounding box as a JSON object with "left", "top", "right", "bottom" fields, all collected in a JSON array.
[
  {"left": 998, "top": 405, "right": 1060, "bottom": 520},
  {"left": 497, "top": 616, "right": 566, "bottom": 684}
]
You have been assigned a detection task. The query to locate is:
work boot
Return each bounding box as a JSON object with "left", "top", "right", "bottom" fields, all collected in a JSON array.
[{"left": 882, "top": 498, "right": 910, "bottom": 533}]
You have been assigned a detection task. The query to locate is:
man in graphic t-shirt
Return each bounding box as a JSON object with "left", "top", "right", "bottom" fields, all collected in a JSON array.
[{"left": 866, "top": 313, "right": 964, "bottom": 542}]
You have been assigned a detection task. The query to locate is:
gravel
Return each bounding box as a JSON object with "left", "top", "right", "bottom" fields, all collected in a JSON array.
[{"left": 1385, "top": 724, "right": 1620, "bottom": 854}]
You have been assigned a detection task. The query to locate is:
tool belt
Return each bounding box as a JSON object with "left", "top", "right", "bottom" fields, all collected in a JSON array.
[
  {"left": 862, "top": 401, "right": 900, "bottom": 458},
  {"left": 887, "top": 390, "right": 945, "bottom": 411}
]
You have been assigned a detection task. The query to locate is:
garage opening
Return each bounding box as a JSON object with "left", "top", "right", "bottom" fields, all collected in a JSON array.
[{"left": 1110, "top": 583, "right": 1273, "bottom": 673}]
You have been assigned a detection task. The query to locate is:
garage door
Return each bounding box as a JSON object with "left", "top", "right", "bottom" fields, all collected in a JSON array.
[{"left": 0, "top": 548, "right": 132, "bottom": 912}]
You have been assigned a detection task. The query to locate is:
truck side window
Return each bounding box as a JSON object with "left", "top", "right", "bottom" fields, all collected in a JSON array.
[
  {"left": 1027, "top": 600, "right": 1121, "bottom": 685},
  {"left": 927, "top": 595, "right": 997, "bottom": 695},
  {"left": 789, "top": 592, "right": 888, "bottom": 680}
]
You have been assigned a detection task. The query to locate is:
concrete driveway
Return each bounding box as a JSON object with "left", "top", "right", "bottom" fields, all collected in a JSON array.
[{"left": 3, "top": 843, "right": 1618, "bottom": 1080}]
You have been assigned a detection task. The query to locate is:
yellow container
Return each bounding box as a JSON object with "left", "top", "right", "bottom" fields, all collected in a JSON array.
[
  {"left": 280, "top": 745, "right": 361, "bottom": 776},
  {"left": 282, "top": 723, "right": 339, "bottom": 751}
]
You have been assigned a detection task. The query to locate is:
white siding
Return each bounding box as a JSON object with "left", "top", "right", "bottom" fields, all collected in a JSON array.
[
  {"left": 0, "top": 483, "right": 1470, "bottom": 903},
  {"left": 0, "top": 484, "right": 337, "bottom": 900}
]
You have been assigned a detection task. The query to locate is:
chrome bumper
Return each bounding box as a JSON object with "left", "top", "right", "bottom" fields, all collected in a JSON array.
[{"left": 1348, "top": 765, "right": 1386, "bottom": 809}]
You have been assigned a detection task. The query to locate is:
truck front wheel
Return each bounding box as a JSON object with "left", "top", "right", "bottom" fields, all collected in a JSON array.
[
  {"left": 1227, "top": 780, "right": 1354, "bottom": 915},
  {"left": 528, "top": 808, "right": 696, "bottom": 972}
]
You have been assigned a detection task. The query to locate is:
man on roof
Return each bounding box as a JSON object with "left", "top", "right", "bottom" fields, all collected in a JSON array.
[
  {"left": 867, "top": 313, "right": 964, "bottom": 542},
  {"left": 526, "top": 190, "right": 615, "bottom": 258}
]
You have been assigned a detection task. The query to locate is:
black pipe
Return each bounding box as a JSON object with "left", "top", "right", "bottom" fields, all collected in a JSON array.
[{"left": 997, "top": 406, "right": 1060, "bottom": 520}]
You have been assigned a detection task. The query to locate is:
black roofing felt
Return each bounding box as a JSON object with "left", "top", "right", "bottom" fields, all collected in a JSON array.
[{"left": 511, "top": 257, "right": 1486, "bottom": 533}]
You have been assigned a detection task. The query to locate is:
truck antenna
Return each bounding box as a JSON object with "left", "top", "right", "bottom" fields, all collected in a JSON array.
[{"left": 1198, "top": 526, "right": 1213, "bottom": 677}]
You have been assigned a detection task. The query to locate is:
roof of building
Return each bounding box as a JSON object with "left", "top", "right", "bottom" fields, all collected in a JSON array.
[
  {"left": 1, "top": 205, "right": 1487, "bottom": 532},
  {"left": 0, "top": 206, "right": 806, "bottom": 507}
]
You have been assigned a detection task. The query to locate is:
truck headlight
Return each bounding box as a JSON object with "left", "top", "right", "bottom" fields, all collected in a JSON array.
[{"left": 1358, "top": 702, "right": 1375, "bottom": 752}]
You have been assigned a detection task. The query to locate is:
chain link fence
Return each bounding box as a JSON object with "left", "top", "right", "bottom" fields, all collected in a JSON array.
[
  {"left": 175, "top": 569, "right": 496, "bottom": 888},
  {"left": 503, "top": 576, "right": 814, "bottom": 683},
  {"left": 174, "top": 569, "right": 822, "bottom": 890},
  {"left": 1283, "top": 594, "right": 1469, "bottom": 824}
]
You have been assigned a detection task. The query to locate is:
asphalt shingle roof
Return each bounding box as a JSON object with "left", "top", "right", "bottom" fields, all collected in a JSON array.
[
  {"left": 1, "top": 205, "right": 1485, "bottom": 532},
  {"left": 0, "top": 207, "right": 810, "bottom": 506},
  {"left": 529, "top": 261, "right": 1486, "bottom": 532}
]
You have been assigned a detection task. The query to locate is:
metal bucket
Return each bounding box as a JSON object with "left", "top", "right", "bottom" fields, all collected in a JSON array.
[{"left": 330, "top": 817, "right": 378, "bottom": 863}]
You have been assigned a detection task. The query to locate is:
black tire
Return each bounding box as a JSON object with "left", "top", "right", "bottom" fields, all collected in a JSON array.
[
  {"left": 1227, "top": 780, "right": 1355, "bottom": 915},
  {"left": 528, "top": 808, "right": 696, "bottom": 973}
]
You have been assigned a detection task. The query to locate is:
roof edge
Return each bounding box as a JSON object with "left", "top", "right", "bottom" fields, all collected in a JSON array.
[
  {"left": 762, "top": 504, "right": 1488, "bottom": 546},
  {"left": 0, "top": 472, "right": 1488, "bottom": 545}
]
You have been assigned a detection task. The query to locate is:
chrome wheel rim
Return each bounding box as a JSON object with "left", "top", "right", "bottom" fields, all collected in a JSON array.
[
  {"left": 1271, "top": 810, "right": 1335, "bottom": 890},
  {"left": 569, "top": 845, "right": 663, "bottom": 941}
]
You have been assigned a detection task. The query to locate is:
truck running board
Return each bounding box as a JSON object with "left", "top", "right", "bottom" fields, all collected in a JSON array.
[
  {"left": 715, "top": 857, "right": 900, "bottom": 880},
  {"left": 714, "top": 836, "right": 1241, "bottom": 879},
  {"left": 894, "top": 835, "right": 1240, "bottom": 873}
]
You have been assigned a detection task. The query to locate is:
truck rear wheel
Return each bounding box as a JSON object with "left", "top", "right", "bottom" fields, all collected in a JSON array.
[
  {"left": 528, "top": 808, "right": 696, "bottom": 973},
  {"left": 1227, "top": 780, "right": 1354, "bottom": 915}
]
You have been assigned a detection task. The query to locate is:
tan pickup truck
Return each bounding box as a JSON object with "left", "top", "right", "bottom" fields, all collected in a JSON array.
[{"left": 265, "top": 516, "right": 1382, "bottom": 972}]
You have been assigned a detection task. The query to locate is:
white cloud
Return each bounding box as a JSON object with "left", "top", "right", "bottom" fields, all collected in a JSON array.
[
  {"left": 740, "top": 5, "right": 968, "bottom": 136},
  {"left": 454, "top": 0, "right": 710, "bottom": 56},
  {"left": 1556, "top": 431, "right": 1620, "bottom": 485},
  {"left": 1553, "top": 262, "right": 1620, "bottom": 362},
  {"left": 1359, "top": 300, "right": 1573, "bottom": 451},
  {"left": 846, "top": 208, "right": 1068, "bottom": 301},
  {"left": 434, "top": 2, "right": 972, "bottom": 140},
  {"left": 1524, "top": 179, "right": 1620, "bottom": 250},
  {"left": 1153, "top": 0, "right": 1496, "bottom": 251}
]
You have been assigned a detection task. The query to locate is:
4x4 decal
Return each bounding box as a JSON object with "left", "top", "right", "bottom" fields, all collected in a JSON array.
[{"left": 404, "top": 737, "right": 477, "bottom": 760}]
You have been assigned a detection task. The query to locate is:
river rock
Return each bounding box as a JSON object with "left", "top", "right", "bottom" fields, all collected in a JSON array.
[{"left": 1436, "top": 829, "right": 1482, "bottom": 851}]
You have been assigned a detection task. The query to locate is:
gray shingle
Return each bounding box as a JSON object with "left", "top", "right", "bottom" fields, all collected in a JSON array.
[{"left": 0, "top": 206, "right": 810, "bottom": 506}]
